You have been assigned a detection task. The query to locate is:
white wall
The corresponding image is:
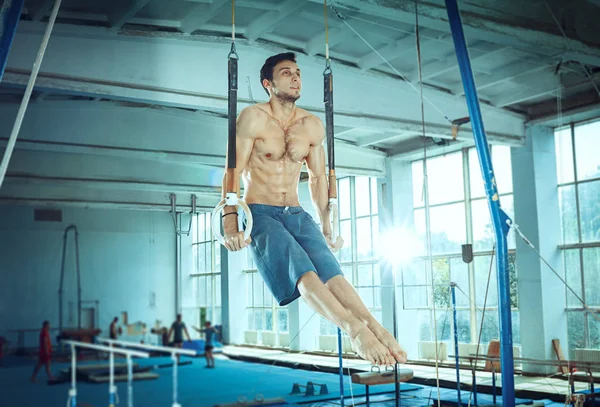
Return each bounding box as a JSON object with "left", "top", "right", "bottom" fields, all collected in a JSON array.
[{"left": 0, "top": 205, "right": 177, "bottom": 347}]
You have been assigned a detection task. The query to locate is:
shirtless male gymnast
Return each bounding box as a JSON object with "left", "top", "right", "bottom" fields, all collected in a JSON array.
[{"left": 221, "top": 52, "right": 407, "bottom": 366}]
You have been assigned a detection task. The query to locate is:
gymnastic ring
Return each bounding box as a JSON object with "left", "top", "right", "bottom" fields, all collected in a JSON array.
[
  {"left": 237, "top": 396, "right": 248, "bottom": 404},
  {"left": 211, "top": 193, "right": 253, "bottom": 246},
  {"left": 385, "top": 364, "right": 395, "bottom": 371},
  {"left": 329, "top": 199, "right": 340, "bottom": 253},
  {"left": 371, "top": 365, "right": 381, "bottom": 373},
  {"left": 254, "top": 394, "right": 265, "bottom": 402}
]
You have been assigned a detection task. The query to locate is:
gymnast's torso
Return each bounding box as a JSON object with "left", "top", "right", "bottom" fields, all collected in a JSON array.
[{"left": 236, "top": 103, "right": 324, "bottom": 207}]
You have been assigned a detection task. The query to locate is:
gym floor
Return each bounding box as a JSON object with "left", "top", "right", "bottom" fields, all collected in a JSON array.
[{"left": 1, "top": 346, "right": 581, "bottom": 407}]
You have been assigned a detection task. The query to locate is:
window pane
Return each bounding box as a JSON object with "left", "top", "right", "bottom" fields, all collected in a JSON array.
[
  {"left": 264, "top": 283, "right": 273, "bottom": 307},
  {"left": 403, "top": 259, "right": 429, "bottom": 285},
  {"left": 198, "top": 243, "right": 207, "bottom": 273},
  {"left": 192, "top": 215, "right": 198, "bottom": 243},
  {"left": 247, "top": 309, "right": 254, "bottom": 330},
  {"left": 574, "top": 120, "right": 600, "bottom": 181},
  {"left": 427, "top": 153, "right": 464, "bottom": 205},
  {"left": 357, "top": 264, "right": 372, "bottom": 286},
  {"left": 456, "top": 310, "right": 471, "bottom": 343},
  {"left": 579, "top": 180, "right": 600, "bottom": 242},
  {"left": 412, "top": 160, "right": 424, "bottom": 207},
  {"left": 583, "top": 247, "right": 600, "bottom": 306},
  {"left": 355, "top": 177, "right": 372, "bottom": 217},
  {"left": 559, "top": 185, "right": 579, "bottom": 244},
  {"left": 356, "top": 217, "right": 373, "bottom": 261},
  {"left": 199, "top": 214, "right": 207, "bottom": 241},
  {"left": 474, "top": 255, "right": 498, "bottom": 307},
  {"left": 371, "top": 178, "right": 379, "bottom": 214},
  {"left": 265, "top": 309, "right": 273, "bottom": 331},
  {"left": 192, "top": 244, "right": 199, "bottom": 274},
  {"left": 492, "top": 145, "right": 513, "bottom": 195},
  {"left": 253, "top": 275, "right": 263, "bottom": 307},
  {"left": 215, "top": 275, "right": 221, "bottom": 306},
  {"left": 477, "top": 310, "right": 499, "bottom": 344},
  {"left": 372, "top": 216, "right": 379, "bottom": 255},
  {"left": 254, "top": 309, "right": 263, "bottom": 330},
  {"left": 469, "top": 148, "right": 486, "bottom": 199},
  {"left": 555, "top": 127, "right": 574, "bottom": 184},
  {"left": 430, "top": 203, "right": 466, "bottom": 255},
  {"left": 404, "top": 286, "right": 428, "bottom": 308},
  {"left": 339, "top": 178, "right": 351, "bottom": 219},
  {"left": 433, "top": 258, "right": 451, "bottom": 308},
  {"left": 215, "top": 244, "right": 221, "bottom": 271},
  {"left": 246, "top": 274, "right": 253, "bottom": 307},
  {"left": 450, "top": 257, "right": 470, "bottom": 307},
  {"left": 567, "top": 312, "right": 585, "bottom": 355},
  {"left": 471, "top": 198, "right": 494, "bottom": 252},
  {"left": 340, "top": 220, "right": 353, "bottom": 262},
  {"left": 198, "top": 276, "right": 207, "bottom": 304},
  {"left": 414, "top": 208, "right": 426, "bottom": 257},
  {"left": 206, "top": 277, "right": 213, "bottom": 306},
  {"left": 588, "top": 313, "right": 600, "bottom": 349},
  {"left": 419, "top": 310, "right": 432, "bottom": 341},
  {"left": 373, "top": 263, "right": 381, "bottom": 287},
  {"left": 278, "top": 309, "right": 288, "bottom": 332},
  {"left": 435, "top": 312, "right": 451, "bottom": 341},
  {"left": 564, "top": 249, "right": 582, "bottom": 308}
]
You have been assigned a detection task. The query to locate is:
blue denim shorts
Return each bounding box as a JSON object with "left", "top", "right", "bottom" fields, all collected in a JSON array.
[{"left": 245, "top": 204, "right": 343, "bottom": 306}]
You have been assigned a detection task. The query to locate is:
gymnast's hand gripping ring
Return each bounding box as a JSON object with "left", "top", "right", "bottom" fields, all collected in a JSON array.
[{"left": 211, "top": 192, "right": 253, "bottom": 246}]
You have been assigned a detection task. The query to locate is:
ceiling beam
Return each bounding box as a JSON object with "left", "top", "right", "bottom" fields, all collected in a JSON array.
[
  {"left": 357, "top": 132, "right": 416, "bottom": 147},
  {"left": 492, "top": 75, "right": 560, "bottom": 107},
  {"left": 180, "top": 0, "right": 229, "bottom": 34},
  {"left": 246, "top": 0, "right": 306, "bottom": 41},
  {"left": 108, "top": 0, "right": 152, "bottom": 31},
  {"left": 452, "top": 63, "right": 550, "bottom": 95},
  {"left": 324, "top": 0, "right": 600, "bottom": 67},
  {"left": 410, "top": 45, "right": 510, "bottom": 83}
]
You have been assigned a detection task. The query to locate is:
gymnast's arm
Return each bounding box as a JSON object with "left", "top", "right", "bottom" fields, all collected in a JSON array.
[
  {"left": 221, "top": 106, "right": 257, "bottom": 251},
  {"left": 305, "top": 118, "right": 331, "bottom": 238}
]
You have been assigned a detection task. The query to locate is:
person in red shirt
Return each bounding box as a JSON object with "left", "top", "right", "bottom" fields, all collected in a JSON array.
[{"left": 30, "top": 321, "right": 54, "bottom": 382}]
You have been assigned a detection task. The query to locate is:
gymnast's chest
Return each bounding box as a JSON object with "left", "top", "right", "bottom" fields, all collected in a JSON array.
[{"left": 255, "top": 126, "right": 311, "bottom": 163}]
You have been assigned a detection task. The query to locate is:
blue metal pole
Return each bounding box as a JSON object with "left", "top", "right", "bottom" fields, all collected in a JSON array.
[
  {"left": 444, "top": 3, "right": 515, "bottom": 407},
  {"left": 337, "top": 327, "right": 345, "bottom": 407},
  {"left": 451, "top": 283, "right": 462, "bottom": 407},
  {"left": 0, "top": 0, "right": 25, "bottom": 82}
]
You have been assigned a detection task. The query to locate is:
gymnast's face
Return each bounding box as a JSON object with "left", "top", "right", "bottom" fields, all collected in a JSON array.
[{"left": 266, "top": 60, "right": 301, "bottom": 102}]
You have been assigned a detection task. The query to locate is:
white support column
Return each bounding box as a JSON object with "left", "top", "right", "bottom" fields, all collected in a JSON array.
[{"left": 511, "top": 125, "right": 568, "bottom": 374}]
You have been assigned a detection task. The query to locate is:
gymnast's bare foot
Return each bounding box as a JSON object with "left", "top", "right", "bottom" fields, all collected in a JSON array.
[
  {"left": 370, "top": 324, "right": 407, "bottom": 364},
  {"left": 350, "top": 325, "right": 395, "bottom": 366}
]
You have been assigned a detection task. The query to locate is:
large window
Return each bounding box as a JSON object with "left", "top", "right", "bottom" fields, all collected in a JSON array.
[
  {"left": 408, "top": 147, "right": 520, "bottom": 346},
  {"left": 321, "top": 176, "right": 381, "bottom": 335},
  {"left": 556, "top": 120, "right": 600, "bottom": 353},
  {"left": 245, "top": 271, "right": 288, "bottom": 337},
  {"left": 185, "top": 213, "right": 221, "bottom": 337}
]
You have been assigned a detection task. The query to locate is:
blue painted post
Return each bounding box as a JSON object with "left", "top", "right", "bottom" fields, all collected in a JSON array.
[
  {"left": 444, "top": 2, "right": 515, "bottom": 407},
  {"left": 0, "top": 0, "right": 24, "bottom": 82},
  {"left": 337, "top": 328, "right": 345, "bottom": 407},
  {"left": 451, "top": 283, "right": 462, "bottom": 407}
]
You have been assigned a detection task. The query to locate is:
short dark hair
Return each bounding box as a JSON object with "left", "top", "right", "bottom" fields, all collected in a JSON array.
[
  {"left": 260, "top": 52, "right": 296, "bottom": 96},
  {"left": 43, "top": 320, "right": 49, "bottom": 327}
]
